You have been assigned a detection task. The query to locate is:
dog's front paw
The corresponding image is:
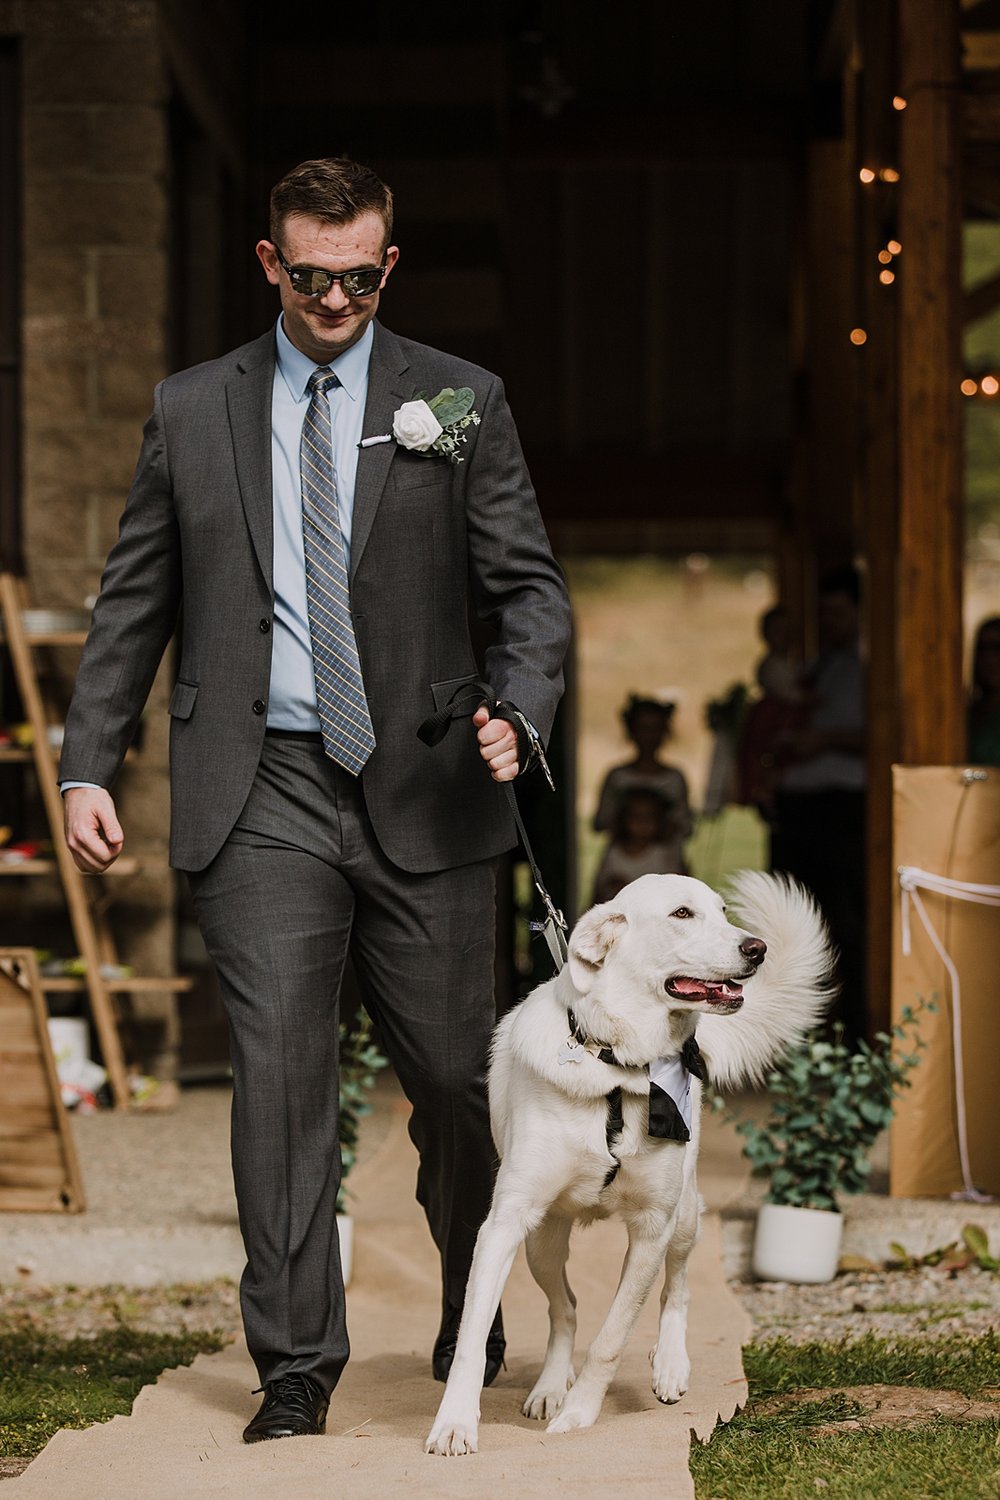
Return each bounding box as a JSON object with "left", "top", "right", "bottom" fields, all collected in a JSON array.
[
  {"left": 424, "top": 1406, "right": 480, "bottom": 1456},
  {"left": 522, "top": 1370, "right": 574, "bottom": 1422},
  {"left": 650, "top": 1343, "right": 691, "bottom": 1404},
  {"left": 545, "top": 1392, "right": 601, "bottom": 1434},
  {"left": 424, "top": 1419, "right": 479, "bottom": 1456}
]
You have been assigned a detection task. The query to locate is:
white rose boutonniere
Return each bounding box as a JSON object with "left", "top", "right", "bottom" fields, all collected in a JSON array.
[{"left": 391, "top": 386, "right": 481, "bottom": 465}]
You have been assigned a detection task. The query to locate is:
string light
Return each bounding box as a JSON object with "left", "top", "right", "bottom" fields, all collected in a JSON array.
[
  {"left": 892, "top": 95, "right": 908, "bottom": 111},
  {"left": 880, "top": 167, "right": 901, "bottom": 183},
  {"left": 887, "top": 239, "right": 902, "bottom": 255},
  {"left": 878, "top": 249, "right": 893, "bottom": 264},
  {"left": 850, "top": 328, "right": 868, "bottom": 345},
  {"left": 879, "top": 269, "right": 895, "bottom": 285},
  {"left": 982, "top": 375, "right": 999, "bottom": 396},
  {"left": 859, "top": 167, "right": 876, "bottom": 184},
  {"left": 961, "top": 378, "right": 979, "bottom": 396}
]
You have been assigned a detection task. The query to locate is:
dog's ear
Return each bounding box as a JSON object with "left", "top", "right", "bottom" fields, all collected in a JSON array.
[{"left": 568, "top": 906, "right": 628, "bottom": 993}]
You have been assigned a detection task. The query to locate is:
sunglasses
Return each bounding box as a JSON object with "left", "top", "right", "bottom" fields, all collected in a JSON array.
[{"left": 272, "top": 244, "right": 385, "bottom": 299}]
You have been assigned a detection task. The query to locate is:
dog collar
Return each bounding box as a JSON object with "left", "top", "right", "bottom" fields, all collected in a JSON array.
[
  {"left": 560, "top": 1008, "right": 708, "bottom": 1169},
  {"left": 561, "top": 1006, "right": 630, "bottom": 1068}
]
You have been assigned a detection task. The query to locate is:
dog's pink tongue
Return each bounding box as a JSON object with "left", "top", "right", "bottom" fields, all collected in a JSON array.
[{"left": 670, "top": 977, "right": 707, "bottom": 996}]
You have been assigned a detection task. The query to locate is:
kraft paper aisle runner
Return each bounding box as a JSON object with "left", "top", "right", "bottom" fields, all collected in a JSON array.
[{"left": 8, "top": 1091, "right": 749, "bottom": 1500}]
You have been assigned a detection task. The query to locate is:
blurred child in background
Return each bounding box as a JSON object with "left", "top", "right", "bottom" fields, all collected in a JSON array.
[{"left": 592, "top": 695, "right": 692, "bottom": 900}]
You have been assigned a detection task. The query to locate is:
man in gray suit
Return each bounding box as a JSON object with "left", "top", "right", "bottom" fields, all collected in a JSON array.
[{"left": 60, "top": 157, "right": 572, "bottom": 1442}]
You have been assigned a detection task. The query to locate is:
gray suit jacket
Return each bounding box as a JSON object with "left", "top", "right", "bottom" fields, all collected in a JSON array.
[{"left": 59, "top": 322, "right": 572, "bottom": 873}]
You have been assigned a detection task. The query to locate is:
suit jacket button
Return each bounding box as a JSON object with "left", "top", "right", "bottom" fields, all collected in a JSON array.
[
  {"left": 259, "top": 618, "right": 271, "bottom": 632},
  {"left": 252, "top": 699, "right": 266, "bottom": 715}
]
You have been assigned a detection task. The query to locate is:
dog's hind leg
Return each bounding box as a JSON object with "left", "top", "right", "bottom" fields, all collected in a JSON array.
[
  {"left": 425, "top": 1188, "right": 541, "bottom": 1456},
  {"left": 650, "top": 1184, "right": 701, "bottom": 1404},
  {"left": 547, "top": 1213, "right": 675, "bottom": 1434},
  {"left": 522, "top": 1210, "right": 577, "bottom": 1420}
]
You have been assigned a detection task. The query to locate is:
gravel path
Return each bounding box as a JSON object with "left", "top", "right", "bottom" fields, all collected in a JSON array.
[
  {"left": 733, "top": 1264, "right": 1000, "bottom": 1344},
  {"left": 5, "top": 1261, "right": 999, "bottom": 1348}
]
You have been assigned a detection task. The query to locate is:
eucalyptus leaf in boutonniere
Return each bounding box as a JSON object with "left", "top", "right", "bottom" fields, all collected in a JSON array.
[{"left": 391, "top": 386, "right": 481, "bottom": 465}]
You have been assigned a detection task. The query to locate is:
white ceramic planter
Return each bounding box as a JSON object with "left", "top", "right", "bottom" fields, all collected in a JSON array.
[
  {"left": 338, "top": 1213, "right": 354, "bottom": 1288},
  {"left": 752, "top": 1201, "right": 843, "bottom": 1284}
]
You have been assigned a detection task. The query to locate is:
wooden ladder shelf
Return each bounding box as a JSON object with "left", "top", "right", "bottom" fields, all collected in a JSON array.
[{"left": 0, "top": 571, "right": 189, "bottom": 1109}]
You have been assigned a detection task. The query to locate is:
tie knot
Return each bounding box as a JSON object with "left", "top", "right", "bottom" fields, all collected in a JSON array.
[{"left": 308, "top": 367, "right": 339, "bottom": 396}]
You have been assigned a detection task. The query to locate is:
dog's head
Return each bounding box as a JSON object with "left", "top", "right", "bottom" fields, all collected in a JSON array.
[{"left": 568, "top": 873, "right": 766, "bottom": 1015}]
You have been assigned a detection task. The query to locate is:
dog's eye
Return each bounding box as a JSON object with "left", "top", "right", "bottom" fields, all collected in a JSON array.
[{"left": 671, "top": 906, "right": 694, "bottom": 919}]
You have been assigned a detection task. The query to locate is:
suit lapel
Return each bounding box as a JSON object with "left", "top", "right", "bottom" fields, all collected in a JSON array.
[
  {"left": 226, "top": 331, "right": 276, "bottom": 591},
  {"left": 350, "top": 322, "right": 412, "bottom": 581}
]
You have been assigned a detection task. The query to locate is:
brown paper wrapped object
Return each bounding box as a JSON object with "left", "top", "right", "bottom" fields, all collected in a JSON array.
[{"left": 890, "top": 766, "right": 1000, "bottom": 1198}]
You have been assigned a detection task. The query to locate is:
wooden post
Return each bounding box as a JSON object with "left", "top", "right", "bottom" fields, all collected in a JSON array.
[
  {"left": 896, "top": 0, "right": 964, "bottom": 765},
  {"left": 858, "top": 0, "right": 901, "bottom": 1036}
]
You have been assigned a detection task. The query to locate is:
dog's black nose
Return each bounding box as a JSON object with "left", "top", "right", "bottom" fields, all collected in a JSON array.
[{"left": 740, "top": 936, "right": 767, "bottom": 966}]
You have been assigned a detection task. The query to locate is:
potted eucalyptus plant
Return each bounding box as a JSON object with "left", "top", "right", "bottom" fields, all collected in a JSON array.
[
  {"left": 336, "top": 1006, "right": 388, "bottom": 1285},
  {"left": 736, "top": 1005, "right": 927, "bottom": 1283}
]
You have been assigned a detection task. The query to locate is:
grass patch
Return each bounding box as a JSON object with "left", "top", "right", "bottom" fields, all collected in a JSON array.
[
  {"left": 691, "top": 1420, "right": 1000, "bottom": 1500},
  {"left": 745, "top": 1332, "right": 1000, "bottom": 1398},
  {"left": 691, "top": 1334, "right": 1000, "bottom": 1500},
  {"left": 0, "top": 1327, "right": 228, "bottom": 1461}
]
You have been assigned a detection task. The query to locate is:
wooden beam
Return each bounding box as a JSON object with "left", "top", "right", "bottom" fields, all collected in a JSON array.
[
  {"left": 897, "top": 0, "right": 965, "bottom": 764},
  {"left": 858, "top": 0, "right": 901, "bottom": 1039}
]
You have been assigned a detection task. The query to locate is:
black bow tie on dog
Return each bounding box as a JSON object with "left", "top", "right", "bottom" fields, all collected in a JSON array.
[{"left": 565, "top": 1007, "right": 707, "bottom": 1147}]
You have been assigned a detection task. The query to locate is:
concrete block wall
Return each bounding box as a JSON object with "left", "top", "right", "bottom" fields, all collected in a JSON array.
[{"left": 0, "top": 0, "right": 175, "bottom": 1008}]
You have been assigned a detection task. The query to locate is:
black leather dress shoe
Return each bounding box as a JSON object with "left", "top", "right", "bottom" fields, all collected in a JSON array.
[
  {"left": 432, "top": 1305, "right": 506, "bottom": 1386},
  {"left": 242, "top": 1372, "right": 329, "bottom": 1443}
]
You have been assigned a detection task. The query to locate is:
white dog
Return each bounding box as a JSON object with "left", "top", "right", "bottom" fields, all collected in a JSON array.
[{"left": 425, "top": 869, "right": 833, "bottom": 1456}]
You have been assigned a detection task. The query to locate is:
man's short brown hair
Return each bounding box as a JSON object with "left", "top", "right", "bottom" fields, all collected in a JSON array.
[{"left": 269, "top": 157, "right": 394, "bottom": 251}]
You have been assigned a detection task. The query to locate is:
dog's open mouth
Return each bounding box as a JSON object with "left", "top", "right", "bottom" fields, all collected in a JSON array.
[{"left": 666, "top": 976, "right": 745, "bottom": 1008}]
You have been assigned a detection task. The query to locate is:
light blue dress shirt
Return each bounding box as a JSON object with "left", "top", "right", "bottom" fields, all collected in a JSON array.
[
  {"left": 62, "top": 314, "right": 374, "bottom": 787},
  {"left": 267, "top": 315, "right": 373, "bottom": 730}
]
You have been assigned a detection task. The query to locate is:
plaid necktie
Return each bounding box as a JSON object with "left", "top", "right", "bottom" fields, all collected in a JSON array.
[{"left": 300, "top": 366, "right": 376, "bottom": 774}]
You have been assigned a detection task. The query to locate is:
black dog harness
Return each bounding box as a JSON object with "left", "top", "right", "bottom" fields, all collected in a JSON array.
[{"left": 563, "top": 1007, "right": 708, "bottom": 1188}]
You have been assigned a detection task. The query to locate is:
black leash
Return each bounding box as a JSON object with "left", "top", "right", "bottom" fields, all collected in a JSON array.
[{"left": 417, "top": 679, "right": 568, "bottom": 971}]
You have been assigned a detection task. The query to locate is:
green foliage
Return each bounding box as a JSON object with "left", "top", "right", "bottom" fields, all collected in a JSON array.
[
  {"left": 0, "top": 1327, "right": 226, "bottom": 1460},
  {"left": 426, "top": 385, "right": 475, "bottom": 426},
  {"left": 337, "top": 1006, "right": 389, "bottom": 1212},
  {"left": 735, "top": 1005, "right": 929, "bottom": 1212},
  {"left": 888, "top": 1223, "right": 1000, "bottom": 1275}
]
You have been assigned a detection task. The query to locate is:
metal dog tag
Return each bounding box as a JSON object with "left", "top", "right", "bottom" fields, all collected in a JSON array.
[{"left": 558, "top": 1037, "right": 584, "bottom": 1065}]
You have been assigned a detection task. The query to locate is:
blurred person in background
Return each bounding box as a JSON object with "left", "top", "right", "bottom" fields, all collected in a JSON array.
[
  {"left": 593, "top": 694, "right": 692, "bottom": 851},
  {"left": 771, "top": 566, "right": 866, "bottom": 1044},
  {"left": 593, "top": 785, "right": 687, "bottom": 903}
]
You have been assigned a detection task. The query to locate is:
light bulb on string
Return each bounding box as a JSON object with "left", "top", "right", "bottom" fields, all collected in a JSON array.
[
  {"left": 880, "top": 167, "right": 901, "bottom": 183},
  {"left": 859, "top": 167, "right": 876, "bottom": 184},
  {"left": 850, "top": 328, "right": 868, "bottom": 346},
  {"left": 879, "top": 269, "right": 895, "bottom": 285},
  {"left": 961, "top": 378, "right": 978, "bottom": 397},
  {"left": 892, "top": 95, "right": 907, "bottom": 111},
  {"left": 982, "top": 375, "right": 999, "bottom": 396},
  {"left": 878, "top": 249, "right": 893, "bottom": 264},
  {"left": 887, "top": 239, "right": 902, "bottom": 255}
]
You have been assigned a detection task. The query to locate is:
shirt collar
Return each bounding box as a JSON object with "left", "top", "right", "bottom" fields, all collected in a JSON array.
[{"left": 274, "top": 316, "right": 374, "bottom": 404}]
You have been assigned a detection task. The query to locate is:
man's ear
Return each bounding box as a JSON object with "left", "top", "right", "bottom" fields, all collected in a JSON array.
[{"left": 568, "top": 906, "right": 628, "bottom": 994}]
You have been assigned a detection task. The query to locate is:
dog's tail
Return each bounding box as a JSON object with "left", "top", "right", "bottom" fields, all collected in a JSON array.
[{"left": 696, "top": 869, "right": 837, "bottom": 1091}]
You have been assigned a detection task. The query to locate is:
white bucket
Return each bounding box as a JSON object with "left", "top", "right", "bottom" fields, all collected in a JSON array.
[
  {"left": 752, "top": 1201, "right": 843, "bottom": 1283},
  {"left": 47, "top": 1017, "right": 90, "bottom": 1067}
]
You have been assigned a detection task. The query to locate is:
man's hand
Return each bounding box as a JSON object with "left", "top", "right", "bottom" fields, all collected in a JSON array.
[
  {"left": 63, "top": 787, "right": 125, "bottom": 873},
  {"left": 473, "top": 705, "right": 520, "bottom": 783}
]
